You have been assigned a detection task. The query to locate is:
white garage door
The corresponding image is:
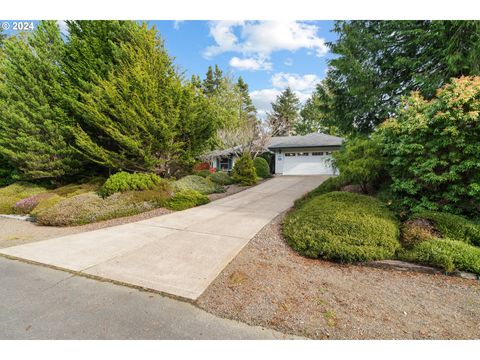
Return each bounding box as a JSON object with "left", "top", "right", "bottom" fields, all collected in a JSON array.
[{"left": 283, "top": 151, "right": 335, "bottom": 175}]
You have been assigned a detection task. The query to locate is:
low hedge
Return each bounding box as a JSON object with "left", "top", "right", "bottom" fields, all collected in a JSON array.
[
  {"left": 398, "top": 238, "right": 480, "bottom": 274},
  {"left": 410, "top": 211, "right": 480, "bottom": 246},
  {"left": 284, "top": 191, "right": 400, "bottom": 263},
  {"left": 0, "top": 182, "right": 47, "bottom": 213},
  {"left": 99, "top": 172, "right": 164, "bottom": 197},
  {"left": 167, "top": 189, "right": 209, "bottom": 210},
  {"left": 253, "top": 157, "right": 271, "bottom": 178},
  {"left": 173, "top": 175, "right": 224, "bottom": 195}
]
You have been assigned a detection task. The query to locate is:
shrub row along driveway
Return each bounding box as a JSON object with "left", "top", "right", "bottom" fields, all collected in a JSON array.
[{"left": 0, "top": 176, "right": 328, "bottom": 300}]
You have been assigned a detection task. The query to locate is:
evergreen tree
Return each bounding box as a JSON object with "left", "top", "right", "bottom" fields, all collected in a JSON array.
[
  {"left": 213, "top": 64, "right": 223, "bottom": 90},
  {"left": 0, "top": 21, "right": 80, "bottom": 180},
  {"left": 203, "top": 65, "right": 215, "bottom": 96},
  {"left": 0, "top": 27, "right": 6, "bottom": 45},
  {"left": 236, "top": 76, "right": 257, "bottom": 122},
  {"left": 321, "top": 20, "right": 480, "bottom": 135},
  {"left": 72, "top": 23, "right": 217, "bottom": 176},
  {"left": 295, "top": 82, "right": 337, "bottom": 135},
  {"left": 267, "top": 87, "right": 301, "bottom": 136}
]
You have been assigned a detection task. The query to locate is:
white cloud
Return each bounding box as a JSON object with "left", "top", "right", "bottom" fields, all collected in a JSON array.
[
  {"left": 271, "top": 73, "right": 320, "bottom": 92},
  {"left": 250, "top": 88, "right": 281, "bottom": 118},
  {"left": 173, "top": 20, "right": 184, "bottom": 30},
  {"left": 251, "top": 72, "right": 322, "bottom": 119},
  {"left": 229, "top": 56, "right": 272, "bottom": 71},
  {"left": 203, "top": 21, "right": 328, "bottom": 61}
]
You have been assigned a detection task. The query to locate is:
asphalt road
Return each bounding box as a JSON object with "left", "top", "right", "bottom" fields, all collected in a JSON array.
[{"left": 0, "top": 257, "right": 292, "bottom": 339}]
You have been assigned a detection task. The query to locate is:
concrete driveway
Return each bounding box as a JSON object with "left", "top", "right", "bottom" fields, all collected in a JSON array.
[{"left": 0, "top": 176, "right": 328, "bottom": 300}]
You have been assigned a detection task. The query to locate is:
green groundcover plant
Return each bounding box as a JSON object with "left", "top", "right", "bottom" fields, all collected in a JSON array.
[
  {"left": 173, "top": 175, "right": 223, "bottom": 194},
  {"left": 167, "top": 189, "right": 209, "bottom": 211},
  {"left": 284, "top": 191, "right": 400, "bottom": 263}
]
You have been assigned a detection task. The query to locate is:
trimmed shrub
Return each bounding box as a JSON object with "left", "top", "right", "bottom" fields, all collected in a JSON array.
[
  {"left": 99, "top": 172, "right": 163, "bottom": 197},
  {"left": 232, "top": 154, "right": 257, "bottom": 186},
  {"left": 208, "top": 171, "right": 234, "bottom": 185},
  {"left": 193, "top": 170, "right": 212, "bottom": 178},
  {"left": 0, "top": 182, "right": 47, "bottom": 213},
  {"left": 173, "top": 175, "right": 223, "bottom": 194},
  {"left": 167, "top": 189, "right": 209, "bottom": 210},
  {"left": 398, "top": 238, "right": 480, "bottom": 274},
  {"left": 253, "top": 157, "right": 271, "bottom": 178},
  {"left": 410, "top": 211, "right": 480, "bottom": 246},
  {"left": 294, "top": 175, "right": 349, "bottom": 208},
  {"left": 284, "top": 192, "right": 400, "bottom": 263},
  {"left": 36, "top": 191, "right": 163, "bottom": 226}
]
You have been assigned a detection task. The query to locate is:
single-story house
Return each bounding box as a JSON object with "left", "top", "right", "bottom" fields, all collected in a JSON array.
[{"left": 206, "top": 132, "right": 344, "bottom": 176}]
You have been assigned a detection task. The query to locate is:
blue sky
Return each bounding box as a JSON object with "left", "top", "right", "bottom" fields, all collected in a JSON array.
[
  {"left": 1, "top": 20, "right": 338, "bottom": 117},
  {"left": 150, "top": 20, "right": 338, "bottom": 117}
]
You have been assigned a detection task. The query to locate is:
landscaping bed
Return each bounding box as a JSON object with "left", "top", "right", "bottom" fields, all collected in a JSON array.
[{"left": 197, "top": 213, "right": 480, "bottom": 339}]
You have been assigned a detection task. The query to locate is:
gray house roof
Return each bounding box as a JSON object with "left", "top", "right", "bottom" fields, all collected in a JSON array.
[
  {"left": 267, "top": 132, "right": 344, "bottom": 149},
  {"left": 204, "top": 132, "right": 344, "bottom": 159}
]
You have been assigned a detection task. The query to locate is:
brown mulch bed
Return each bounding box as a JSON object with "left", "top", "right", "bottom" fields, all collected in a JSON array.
[{"left": 197, "top": 213, "right": 480, "bottom": 340}]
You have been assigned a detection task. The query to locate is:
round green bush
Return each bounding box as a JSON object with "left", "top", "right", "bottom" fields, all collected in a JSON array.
[
  {"left": 173, "top": 175, "right": 223, "bottom": 194},
  {"left": 283, "top": 191, "right": 400, "bottom": 263},
  {"left": 253, "top": 157, "right": 271, "bottom": 178},
  {"left": 208, "top": 171, "right": 234, "bottom": 185},
  {"left": 232, "top": 154, "right": 257, "bottom": 186},
  {"left": 98, "top": 172, "right": 163, "bottom": 197},
  {"left": 167, "top": 189, "right": 209, "bottom": 210}
]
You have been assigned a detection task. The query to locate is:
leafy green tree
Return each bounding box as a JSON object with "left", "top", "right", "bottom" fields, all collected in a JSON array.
[
  {"left": 71, "top": 23, "right": 218, "bottom": 176},
  {"left": 376, "top": 76, "right": 480, "bottom": 216},
  {"left": 332, "top": 137, "right": 385, "bottom": 194},
  {"left": 322, "top": 20, "right": 480, "bottom": 135},
  {"left": 267, "top": 87, "right": 300, "bottom": 136},
  {"left": 0, "top": 21, "right": 80, "bottom": 180}
]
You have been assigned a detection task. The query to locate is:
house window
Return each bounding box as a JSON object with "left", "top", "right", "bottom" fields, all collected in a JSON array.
[
  {"left": 325, "top": 151, "right": 333, "bottom": 155},
  {"left": 219, "top": 157, "right": 230, "bottom": 170},
  {"left": 297, "top": 152, "right": 309, "bottom": 156},
  {"left": 312, "top": 152, "right": 324, "bottom": 156},
  {"left": 284, "top": 152, "right": 296, "bottom": 156}
]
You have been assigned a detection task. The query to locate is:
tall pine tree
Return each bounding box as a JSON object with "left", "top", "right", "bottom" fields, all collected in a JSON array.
[
  {"left": 236, "top": 76, "right": 257, "bottom": 123},
  {"left": 72, "top": 23, "right": 218, "bottom": 176},
  {"left": 267, "top": 87, "right": 300, "bottom": 136},
  {"left": 0, "top": 21, "right": 80, "bottom": 180}
]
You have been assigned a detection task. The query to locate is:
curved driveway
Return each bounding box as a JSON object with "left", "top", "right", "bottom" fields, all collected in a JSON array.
[{"left": 0, "top": 176, "right": 328, "bottom": 300}]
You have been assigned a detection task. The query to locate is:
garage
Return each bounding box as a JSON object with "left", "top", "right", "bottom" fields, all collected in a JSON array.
[
  {"left": 268, "top": 133, "right": 344, "bottom": 176},
  {"left": 282, "top": 151, "right": 335, "bottom": 175}
]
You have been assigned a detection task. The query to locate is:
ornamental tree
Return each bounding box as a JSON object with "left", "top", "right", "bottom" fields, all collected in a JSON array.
[{"left": 377, "top": 76, "right": 480, "bottom": 216}]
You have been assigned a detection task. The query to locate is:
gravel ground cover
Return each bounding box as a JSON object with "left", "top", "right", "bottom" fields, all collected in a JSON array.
[{"left": 197, "top": 213, "right": 480, "bottom": 339}]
